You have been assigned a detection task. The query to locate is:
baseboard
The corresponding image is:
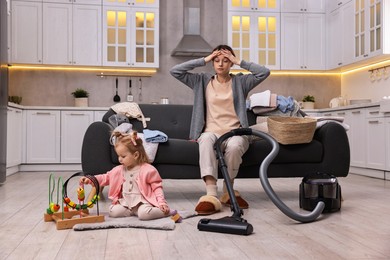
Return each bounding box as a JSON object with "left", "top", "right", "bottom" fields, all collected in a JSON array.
[
  {"left": 349, "top": 167, "right": 385, "bottom": 180},
  {"left": 19, "top": 164, "right": 82, "bottom": 172}
]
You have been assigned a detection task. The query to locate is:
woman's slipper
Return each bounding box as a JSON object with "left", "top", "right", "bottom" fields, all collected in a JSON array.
[
  {"left": 220, "top": 190, "right": 249, "bottom": 209},
  {"left": 195, "top": 195, "right": 222, "bottom": 215}
]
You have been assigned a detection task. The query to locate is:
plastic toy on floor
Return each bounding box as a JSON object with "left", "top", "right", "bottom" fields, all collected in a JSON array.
[{"left": 44, "top": 172, "right": 105, "bottom": 230}]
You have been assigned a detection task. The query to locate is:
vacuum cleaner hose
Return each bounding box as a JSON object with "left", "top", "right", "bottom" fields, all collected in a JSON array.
[{"left": 217, "top": 128, "right": 325, "bottom": 223}]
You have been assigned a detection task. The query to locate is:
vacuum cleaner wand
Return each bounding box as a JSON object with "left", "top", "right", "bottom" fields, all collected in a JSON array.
[{"left": 198, "top": 128, "right": 254, "bottom": 235}]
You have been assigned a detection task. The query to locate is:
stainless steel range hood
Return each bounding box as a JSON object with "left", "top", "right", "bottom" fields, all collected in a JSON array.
[{"left": 171, "top": 0, "right": 213, "bottom": 57}]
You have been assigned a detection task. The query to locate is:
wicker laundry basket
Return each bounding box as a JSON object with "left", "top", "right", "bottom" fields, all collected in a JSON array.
[{"left": 267, "top": 116, "right": 317, "bottom": 145}]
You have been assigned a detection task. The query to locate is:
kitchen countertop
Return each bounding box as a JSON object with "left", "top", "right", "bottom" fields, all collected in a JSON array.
[{"left": 8, "top": 101, "right": 382, "bottom": 113}]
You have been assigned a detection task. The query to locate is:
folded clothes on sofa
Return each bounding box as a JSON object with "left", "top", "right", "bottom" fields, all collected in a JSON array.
[{"left": 143, "top": 129, "right": 168, "bottom": 143}]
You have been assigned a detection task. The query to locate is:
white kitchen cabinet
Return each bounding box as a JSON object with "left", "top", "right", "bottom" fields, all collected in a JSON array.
[
  {"left": 343, "top": 108, "right": 366, "bottom": 168},
  {"left": 228, "top": 0, "right": 280, "bottom": 12},
  {"left": 43, "top": 2, "right": 102, "bottom": 66},
  {"left": 354, "top": 0, "right": 389, "bottom": 62},
  {"left": 327, "top": 0, "right": 354, "bottom": 69},
  {"left": 60, "top": 110, "right": 94, "bottom": 163},
  {"left": 10, "top": 1, "right": 43, "bottom": 64},
  {"left": 102, "top": 0, "right": 159, "bottom": 8},
  {"left": 366, "top": 116, "right": 386, "bottom": 170},
  {"left": 281, "top": 12, "right": 325, "bottom": 70},
  {"left": 6, "top": 107, "right": 23, "bottom": 168},
  {"left": 281, "top": 0, "right": 325, "bottom": 13},
  {"left": 102, "top": 6, "right": 159, "bottom": 68},
  {"left": 386, "top": 117, "right": 390, "bottom": 171},
  {"left": 94, "top": 110, "right": 107, "bottom": 121},
  {"left": 326, "top": 0, "right": 352, "bottom": 13},
  {"left": 25, "top": 110, "right": 61, "bottom": 163},
  {"left": 228, "top": 11, "right": 280, "bottom": 70}
]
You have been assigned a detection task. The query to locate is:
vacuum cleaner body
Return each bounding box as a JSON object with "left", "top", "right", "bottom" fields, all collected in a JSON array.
[{"left": 299, "top": 172, "right": 342, "bottom": 213}]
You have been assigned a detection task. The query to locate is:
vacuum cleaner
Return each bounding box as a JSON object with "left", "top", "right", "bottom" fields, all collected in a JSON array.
[{"left": 197, "top": 128, "right": 325, "bottom": 235}]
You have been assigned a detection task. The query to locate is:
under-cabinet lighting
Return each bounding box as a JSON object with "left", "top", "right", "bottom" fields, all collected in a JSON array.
[
  {"left": 341, "top": 60, "right": 390, "bottom": 75},
  {"left": 232, "top": 69, "right": 340, "bottom": 76},
  {"left": 8, "top": 64, "right": 157, "bottom": 76}
]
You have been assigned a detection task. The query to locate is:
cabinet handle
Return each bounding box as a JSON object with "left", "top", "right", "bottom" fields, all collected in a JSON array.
[
  {"left": 324, "top": 113, "right": 332, "bottom": 116},
  {"left": 352, "top": 111, "right": 361, "bottom": 114},
  {"left": 368, "top": 120, "right": 380, "bottom": 124},
  {"left": 338, "top": 62, "right": 342, "bottom": 66},
  {"left": 369, "top": 111, "right": 379, "bottom": 115},
  {"left": 36, "top": 112, "right": 51, "bottom": 115},
  {"left": 337, "top": 112, "right": 345, "bottom": 116},
  {"left": 338, "top": 2, "right": 342, "bottom": 5},
  {"left": 70, "top": 113, "right": 86, "bottom": 116}
]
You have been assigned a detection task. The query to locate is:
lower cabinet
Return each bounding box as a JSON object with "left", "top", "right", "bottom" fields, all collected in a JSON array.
[
  {"left": 25, "top": 110, "right": 61, "bottom": 163},
  {"left": 343, "top": 108, "right": 366, "bottom": 168},
  {"left": 60, "top": 111, "right": 94, "bottom": 163},
  {"left": 25, "top": 109, "right": 101, "bottom": 165},
  {"left": 6, "top": 107, "right": 23, "bottom": 168}
]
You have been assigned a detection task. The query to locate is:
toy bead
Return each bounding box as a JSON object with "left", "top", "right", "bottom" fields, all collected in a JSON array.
[
  {"left": 64, "top": 206, "right": 69, "bottom": 212},
  {"left": 52, "top": 204, "right": 60, "bottom": 212},
  {"left": 77, "top": 187, "right": 85, "bottom": 201},
  {"left": 64, "top": 197, "right": 71, "bottom": 203},
  {"left": 47, "top": 208, "right": 53, "bottom": 214}
]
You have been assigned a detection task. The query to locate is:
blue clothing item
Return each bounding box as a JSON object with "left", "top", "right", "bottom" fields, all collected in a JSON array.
[
  {"left": 277, "top": 96, "right": 295, "bottom": 113},
  {"left": 143, "top": 129, "right": 168, "bottom": 143}
]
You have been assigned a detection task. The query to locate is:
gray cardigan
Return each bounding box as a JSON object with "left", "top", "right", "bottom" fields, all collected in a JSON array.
[{"left": 170, "top": 58, "right": 270, "bottom": 140}]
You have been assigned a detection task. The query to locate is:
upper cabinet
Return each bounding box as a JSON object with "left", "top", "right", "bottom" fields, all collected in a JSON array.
[
  {"left": 227, "top": 0, "right": 280, "bottom": 70},
  {"left": 327, "top": 0, "right": 354, "bottom": 69},
  {"left": 42, "top": 2, "right": 102, "bottom": 65},
  {"left": 9, "top": 0, "right": 159, "bottom": 68},
  {"left": 281, "top": 12, "right": 325, "bottom": 70},
  {"left": 10, "top": 1, "right": 43, "bottom": 64},
  {"left": 228, "top": 0, "right": 280, "bottom": 12},
  {"left": 281, "top": 0, "right": 325, "bottom": 13},
  {"left": 102, "top": 6, "right": 159, "bottom": 67},
  {"left": 103, "top": 0, "right": 159, "bottom": 8},
  {"left": 354, "top": 0, "right": 387, "bottom": 61}
]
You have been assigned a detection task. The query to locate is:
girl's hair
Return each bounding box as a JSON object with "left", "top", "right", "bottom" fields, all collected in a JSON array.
[
  {"left": 212, "top": 45, "right": 236, "bottom": 57},
  {"left": 112, "top": 131, "right": 150, "bottom": 164}
]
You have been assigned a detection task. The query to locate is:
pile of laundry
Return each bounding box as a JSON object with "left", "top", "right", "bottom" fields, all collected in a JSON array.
[{"left": 248, "top": 90, "right": 302, "bottom": 117}]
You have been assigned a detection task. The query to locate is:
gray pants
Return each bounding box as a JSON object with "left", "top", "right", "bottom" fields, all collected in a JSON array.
[{"left": 197, "top": 132, "right": 249, "bottom": 181}]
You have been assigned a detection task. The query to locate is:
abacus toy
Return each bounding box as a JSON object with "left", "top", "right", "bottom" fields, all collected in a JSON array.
[{"left": 44, "top": 172, "right": 105, "bottom": 230}]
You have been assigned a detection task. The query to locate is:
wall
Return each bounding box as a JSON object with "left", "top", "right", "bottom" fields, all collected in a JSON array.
[
  {"left": 341, "top": 62, "right": 390, "bottom": 103},
  {"left": 8, "top": 0, "right": 340, "bottom": 109}
]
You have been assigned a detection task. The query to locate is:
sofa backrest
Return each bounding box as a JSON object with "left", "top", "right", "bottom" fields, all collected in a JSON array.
[{"left": 103, "top": 103, "right": 257, "bottom": 140}]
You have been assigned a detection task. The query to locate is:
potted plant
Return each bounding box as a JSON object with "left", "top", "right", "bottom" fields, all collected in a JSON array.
[
  {"left": 71, "top": 88, "right": 89, "bottom": 107},
  {"left": 301, "top": 95, "right": 315, "bottom": 109}
]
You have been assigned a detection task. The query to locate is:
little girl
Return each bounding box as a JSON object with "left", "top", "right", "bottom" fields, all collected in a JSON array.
[{"left": 80, "top": 131, "right": 175, "bottom": 221}]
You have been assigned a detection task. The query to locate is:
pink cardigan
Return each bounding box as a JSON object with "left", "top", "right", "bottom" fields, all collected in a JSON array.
[{"left": 94, "top": 163, "right": 168, "bottom": 207}]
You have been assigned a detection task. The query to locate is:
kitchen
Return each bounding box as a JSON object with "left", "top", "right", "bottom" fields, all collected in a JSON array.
[{"left": 1, "top": 0, "right": 390, "bottom": 181}]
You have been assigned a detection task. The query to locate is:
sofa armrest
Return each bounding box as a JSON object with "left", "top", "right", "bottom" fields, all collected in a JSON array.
[
  {"left": 81, "top": 121, "right": 116, "bottom": 174},
  {"left": 313, "top": 122, "right": 350, "bottom": 177}
]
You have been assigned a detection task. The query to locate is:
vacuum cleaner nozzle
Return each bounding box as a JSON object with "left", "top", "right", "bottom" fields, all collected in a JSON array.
[{"left": 198, "top": 216, "right": 253, "bottom": 235}]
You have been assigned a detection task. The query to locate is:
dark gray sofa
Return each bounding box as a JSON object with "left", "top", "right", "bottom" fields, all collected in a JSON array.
[{"left": 81, "top": 104, "right": 350, "bottom": 179}]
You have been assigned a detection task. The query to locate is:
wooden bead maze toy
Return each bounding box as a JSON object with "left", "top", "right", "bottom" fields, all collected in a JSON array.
[{"left": 44, "top": 172, "right": 104, "bottom": 230}]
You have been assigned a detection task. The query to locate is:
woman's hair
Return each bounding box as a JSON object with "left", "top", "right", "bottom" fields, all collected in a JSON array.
[
  {"left": 212, "top": 45, "right": 236, "bottom": 57},
  {"left": 112, "top": 131, "right": 150, "bottom": 164}
]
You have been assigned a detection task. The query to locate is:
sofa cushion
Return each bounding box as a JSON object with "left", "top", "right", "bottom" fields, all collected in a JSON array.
[{"left": 154, "top": 139, "right": 199, "bottom": 165}]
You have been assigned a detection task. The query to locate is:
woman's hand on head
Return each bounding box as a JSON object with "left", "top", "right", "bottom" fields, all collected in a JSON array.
[
  {"left": 204, "top": 50, "right": 221, "bottom": 63},
  {"left": 221, "top": 49, "right": 241, "bottom": 65}
]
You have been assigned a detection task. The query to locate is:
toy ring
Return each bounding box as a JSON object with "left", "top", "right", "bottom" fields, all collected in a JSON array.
[{"left": 62, "top": 172, "right": 100, "bottom": 211}]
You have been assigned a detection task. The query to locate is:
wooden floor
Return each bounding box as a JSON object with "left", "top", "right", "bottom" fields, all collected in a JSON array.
[{"left": 0, "top": 171, "right": 389, "bottom": 260}]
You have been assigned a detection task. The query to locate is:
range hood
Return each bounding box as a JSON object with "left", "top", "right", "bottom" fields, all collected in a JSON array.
[{"left": 171, "top": 0, "right": 213, "bottom": 57}]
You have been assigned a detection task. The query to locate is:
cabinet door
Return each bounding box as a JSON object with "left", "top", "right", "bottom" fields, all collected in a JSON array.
[
  {"left": 43, "top": 3, "right": 72, "bottom": 65},
  {"left": 327, "top": 1, "right": 354, "bottom": 69},
  {"left": 281, "top": 13, "right": 303, "bottom": 69},
  {"left": 366, "top": 117, "right": 386, "bottom": 170},
  {"left": 61, "top": 111, "right": 94, "bottom": 163},
  {"left": 26, "top": 110, "right": 61, "bottom": 163},
  {"left": 304, "top": 13, "right": 325, "bottom": 70},
  {"left": 94, "top": 110, "right": 107, "bottom": 121},
  {"left": 103, "top": 6, "right": 159, "bottom": 67},
  {"left": 281, "top": 0, "right": 325, "bottom": 13},
  {"left": 229, "top": 12, "right": 280, "bottom": 70},
  {"left": 11, "top": 1, "right": 42, "bottom": 64},
  {"left": 344, "top": 109, "right": 366, "bottom": 167},
  {"left": 6, "top": 107, "right": 23, "bottom": 168},
  {"left": 103, "top": 0, "right": 159, "bottom": 8},
  {"left": 73, "top": 4, "right": 102, "bottom": 66},
  {"left": 228, "top": 0, "right": 280, "bottom": 12}
]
